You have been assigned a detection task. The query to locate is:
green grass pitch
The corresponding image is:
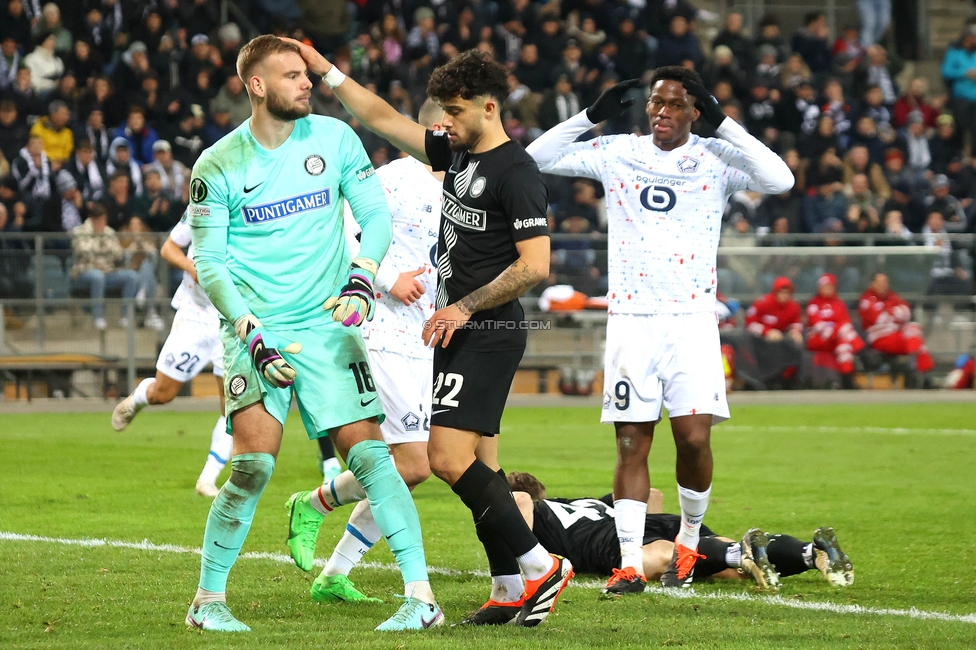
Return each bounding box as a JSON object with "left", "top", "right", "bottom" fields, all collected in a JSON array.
[{"left": 1, "top": 403, "right": 975, "bottom": 648}]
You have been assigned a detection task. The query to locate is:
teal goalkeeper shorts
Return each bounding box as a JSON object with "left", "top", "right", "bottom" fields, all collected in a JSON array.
[{"left": 220, "top": 319, "right": 385, "bottom": 438}]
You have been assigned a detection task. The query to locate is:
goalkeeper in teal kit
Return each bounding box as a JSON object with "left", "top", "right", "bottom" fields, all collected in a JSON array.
[{"left": 183, "top": 35, "right": 442, "bottom": 633}]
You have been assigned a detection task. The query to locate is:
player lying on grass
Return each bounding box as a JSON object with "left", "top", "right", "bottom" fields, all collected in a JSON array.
[
  {"left": 286, "top": 100, "right": 443, "bottom": 606},
  {"left": 508, "top": 472, "right": 854, "bottom": 591},
  {"left": 112, "top": 217, "right": 231, "bottom": 499}
]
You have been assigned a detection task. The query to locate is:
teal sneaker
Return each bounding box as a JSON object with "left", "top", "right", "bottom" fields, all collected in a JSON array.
[
  {"left": 311, "top": 573, "right": 383, "bottom": 604},
  {"left": 285, "top": 491, "right": 325, "bottom": 571},
  {"left": 375, "top": 597, "right": 444, "bottom": 631},
  {"left": 185, "top": 601, "right": 250, "bottom": 632}
]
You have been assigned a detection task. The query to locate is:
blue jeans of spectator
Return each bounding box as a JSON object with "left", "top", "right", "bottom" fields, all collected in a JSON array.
[
  {"left": 74, "top": 269, "right": 139, "bottom": 320},
  {"left": 136, "top": 258, "right": 157, "bottom": 307},
  {"left": 858, "top": 0, "right": 891, "bottom": 47}
]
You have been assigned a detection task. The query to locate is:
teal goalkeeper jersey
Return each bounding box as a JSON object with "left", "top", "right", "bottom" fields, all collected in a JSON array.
[{"left": 186, "top": 115, "right": 389, "bottom": 329}]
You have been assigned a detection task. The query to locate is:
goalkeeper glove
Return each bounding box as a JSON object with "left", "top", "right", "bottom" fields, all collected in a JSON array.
[
  {"left": 234, "top": 314, "right": 302, "bottom": 388},
  {"left": 324, "top": 257, "right": 378, "bottom": 327}
]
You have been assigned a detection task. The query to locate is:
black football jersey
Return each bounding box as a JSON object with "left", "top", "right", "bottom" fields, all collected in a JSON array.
[
  {"left": 531, "top": 496, "right": 715, "bottom": 575},
  {"left": 424, "top": 131, "right": 549, "bottom": 349}
]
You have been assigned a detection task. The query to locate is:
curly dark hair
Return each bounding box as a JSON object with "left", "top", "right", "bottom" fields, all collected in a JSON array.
[
  {"left": 427, "top": 50, "right": 509, "bottom": 104},
  {"left": 649, "top": 66, "right": 704, "bottom": 89}
]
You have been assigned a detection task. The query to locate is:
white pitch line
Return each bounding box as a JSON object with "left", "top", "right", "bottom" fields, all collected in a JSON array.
[
  {"left": 3, "top": 531, "right": 975, "bottom": 626},
  {"left": 723, "top": 425, "right": 976, "bottom": 436}
]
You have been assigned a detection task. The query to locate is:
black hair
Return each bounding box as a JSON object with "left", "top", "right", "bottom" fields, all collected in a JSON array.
[
  {"left": 649, "top": 66, "right": 704, "bottom": 89},
  {"left": 427, "top": 49, "right": 509, "bottom": 103}
]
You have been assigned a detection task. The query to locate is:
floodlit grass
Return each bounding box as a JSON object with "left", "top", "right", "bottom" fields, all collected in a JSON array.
[{"left": 1, "top": 404, "right": 974, "bottom": 648}]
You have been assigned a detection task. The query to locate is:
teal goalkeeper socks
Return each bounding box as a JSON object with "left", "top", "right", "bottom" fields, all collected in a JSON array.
[
  {"left": 199, "top": 452, "right": 275, "bottom": 592},
  {"left": 346, "top": 440, "right": 429, "bottom": 584}
]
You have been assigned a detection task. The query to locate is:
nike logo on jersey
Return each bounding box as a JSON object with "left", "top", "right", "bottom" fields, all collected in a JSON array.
[
  {"left": 360, "top": 396, "right": 378, "bottom": 407},
  {"left": 243, "top": 182, "right": 264, "bottom": 193},
  {"left": 213, "top": 541, "right": 240, "bottom": 551},
  {"left": 432, "top": 409, "right": 450, "bottom": 415},
  {"left": 385, "top": 528, "right": 405, "bottom": 540}
]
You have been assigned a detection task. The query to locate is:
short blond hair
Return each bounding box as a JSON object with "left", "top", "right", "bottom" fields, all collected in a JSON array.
[{"left": 236, "top": 35, "right": 301, "bottom": 85}]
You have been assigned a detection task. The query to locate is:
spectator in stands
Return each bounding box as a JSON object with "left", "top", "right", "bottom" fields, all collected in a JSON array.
[
  {"left": 897, "top": 111, "right": 933, "bottom": 190},
  {"left": 792, "top": 12, "right": 832, "bottom": 75},
  {"left": 923, "top": 211, "right": 972, "bottom": 299},
  {"left": 216, "top": 22, "right": 243, "bottom": 71},
  {"left": 943, "top": 156, "right": 976, "bottom": 205},
  {"left": 514, "top": 42, "right": 548, "bottom": 93},
  {"left": 133, "top": 168, "right": 179, "bottom": 232},
  {"left": 22, "top": 31, "right": 64, "bottom": 94},
  {"left": 145, "top": 139, "right": 186, "bottom": 203},
  {"left": 70, "top": 202, "right": 139, "bottom": 330},
  {"left": 115, "top": 41, "right": 153, "bottom": 102},
  {"left": 33, "top": 3, "right": 71, "bottom": 58},
  {"left": 713, "top": 13, "right": 754, "bottom": 71},
  {"left": 73, "top": 107, "right": 110, "bottom": 165},
  {"left": 882, "top": 149, "right": 930, "bottom": 199},
  {"left": 701, "top": 45, "right": 747, "bottom": 100},
  {"left": 858, "top": 272, "right": 935, "bottom": 372},
  {"left": 657, "top": 14, "right": 703, "bottom": 69},
  {"left": 753, "top": 45, "right": 781, "bottom": 87},
  {"left": 756, "top": 13, "right": 789, "bottom": 63},
  {"left": 854, "top": 45, "right": 901, "bottom": 107},
  {"left": 845, "top": 173, "right": 882, "bottom": 217},
  {"left": 821, "top": 78, "right": 852, "bottom": 150},
  {"left": 0, "top": 100, "right": 26, "bottom": 164},
  {"left": 806, "top": 272, "right": 865, "bottom": 386},
  {"left": 113, "top": 106, "right": 158, "bottom": 166},
  {"left": 0, "top": 35, "right": 21, "bottom": 91},
  {"left": 210, "top": 74, "right": 250, "bottom": 129},
  {"left": 102, "top": 171, "right": 135, "bottom": 231},
  {"left": 942, "top": 25, "right": 976, "bottom": 156},
  {"left": 106, "top": 137, "right": 143, "bottom": 198},
  {"left": 843, "top": 144, "right": 890, "bottom": 200},
  {"left": 201, "top": 105, "right": 233, "bottom": 148},
  {"left": 66, "top": 138, "right": 105, "bottom": 202},
  {"left": 29, "top": 99, "right": 73, "bottom": 165},
  {"left": 0, "top": 174, "right": 26, "bottom": 232},
  {"left": 42, "top": 168, "right": 84, "bottom": 232},
  {"left": 11, "top": 133, "right": 52, "bottom": 229},
  {"left": 566, "top": 12, "right": 605, "bottom": 57},
  {"left": 893, "top": 78, "right": 939, "bottom": 129},
  {"left": 745, "top": 277, "right": 805, "bottom": 387},
  {"left": 757, "top": 190, "right": 803, "bottom": 233},
  {"left": 117, "top": 215, "right": 164, "bottom": 331},
  {"left": 405, "top": 6, "right": 440, "bottom": 87},
  {"left": 883, "top": 180, "right": 927, "bottom": 232},
  {"left": 6, "top": 66, "right": 45, "bottom": 118},
  {"left": 539, "top": 74, "right": 581, "bottom": 131},
  {"left": 832, "top": 25, "right": 865, "bottom": 66},
  {"left": 169, "top": 106, "right": 204, "bottom": 170},
  {"left": 929, "top": 114, "right": 963, "bottom": 174},
  {"left": 778, "top": 79, "right": 820, "bottom": 137},
  {"left": 883, "top": 209, "right": 913, "bottom": 242},
  {"left": 78, "top": 76, "right": 122, "bottom": 135},
  {"left": 48, "top": 69, "right": 81, "bottom": 117},
  {"left": 803, "top": 115, "right": 840, "bottom": 159},
  {"left": 614, "top": 17, "right": 648, "bottom": 81},
  {"left": 924, "top": 174, "right": 968, "bottom": 232},
  {"left": 65, "top": 39, "right": 101, "bottom": 89},
  {"left": 803, "top": 166, "right": 848, "bottom": 233}
]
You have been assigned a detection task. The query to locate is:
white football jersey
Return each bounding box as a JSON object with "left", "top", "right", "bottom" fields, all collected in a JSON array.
[
  {"left": 169, "top": 219, "right": 220, "bottom": 320},
  {"left": 539, "top": 133, "right": 761, "bottom": 315},
  {"left": 344, "top": 156, "right": 441, "bottom": 358}
]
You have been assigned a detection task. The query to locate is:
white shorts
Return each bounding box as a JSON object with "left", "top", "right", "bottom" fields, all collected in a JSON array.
[
  {"left": 156, "top": 309, "right": 224, "bottom": 382},
  {"left": 601, "top": 312, "right": 729, "bottom": 424},
  {"left": 368, "top": 347, "right": 432, "bottom": 445}
]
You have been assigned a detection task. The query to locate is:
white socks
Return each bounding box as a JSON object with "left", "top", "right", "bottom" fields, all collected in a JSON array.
[
  {"left": 323, "top": 500, "right": 381, "bottom": 577},
  {"left": 132, "top": 377, "right": 155, "bottom": 407},
  {"left": 613, "top": 499, "right": 647, "bottom": 573},
  {"left": 311, "top": 470, "right": 366, "bottom": 514},
  {"left": 517, "top": 544, "right": 555, "bottom": 581},
  {"left": 676, "top": 485, "right": 711, "bottom": 550},
  {"left": 725, "top": 543, "right": 742, "bottom": 568},
  {"left": 198, "top": 416, "right": 230, "bottom": 485},
  {"left": 192, "top": 587, "right": 225, "bottom": 606},
  {"left": 490, "top": 574, "right": 524, "bottom": 603}
]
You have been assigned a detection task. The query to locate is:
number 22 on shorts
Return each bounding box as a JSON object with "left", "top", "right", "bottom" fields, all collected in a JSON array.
[{"left": 432, "top": 372, "right": 463, "bottom": 407}]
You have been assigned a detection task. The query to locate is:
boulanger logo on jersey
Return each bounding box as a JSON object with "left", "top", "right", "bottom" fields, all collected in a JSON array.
[
  {"left": 242, "top": 189, "right": 332, "bottom": 224},
  {"left": 441, "top": 190, "right": 486, "bottom": 231}
]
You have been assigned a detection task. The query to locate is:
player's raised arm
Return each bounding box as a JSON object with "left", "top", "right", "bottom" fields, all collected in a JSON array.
[
  {"left": 281, "top": 38, "right": 429, "bottom": 164},
  {"left": 525, "top": 79, "right": 641, "bottom": 177},
  {"left": 682, "top": 80, "right": 795, "bottom": 194}
]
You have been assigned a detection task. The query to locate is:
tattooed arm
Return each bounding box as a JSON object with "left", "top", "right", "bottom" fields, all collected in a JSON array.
[{"left": 423, "top": 236, "right": 550, "bottom": 348}]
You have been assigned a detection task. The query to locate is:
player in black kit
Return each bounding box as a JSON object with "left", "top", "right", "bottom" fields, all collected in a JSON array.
[
  {"left": 508, "top": 472, "right": 855, "bottom": 590},
  {"left": 285, "top": 42, "right": 571, "bottom": 628}
]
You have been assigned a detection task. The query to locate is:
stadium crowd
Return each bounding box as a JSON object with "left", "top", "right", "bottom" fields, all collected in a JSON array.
[{"left": 0, "top": 1, "right": 972, "bottom": 335}]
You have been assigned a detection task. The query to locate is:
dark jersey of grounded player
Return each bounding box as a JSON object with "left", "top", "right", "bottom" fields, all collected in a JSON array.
[{"left": 531, "top": 495, "right": 715, "bottom": 575}]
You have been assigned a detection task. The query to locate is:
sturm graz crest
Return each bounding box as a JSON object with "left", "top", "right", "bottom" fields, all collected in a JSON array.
[
  {"left": 190, "top": 178, "right": 208, "bottom": 202},
  {"left": 304, "top": 154, "right": 326, "bottom": 176},
  {"left": 228, "top": 374, "right": 247, "bottom": 397}
]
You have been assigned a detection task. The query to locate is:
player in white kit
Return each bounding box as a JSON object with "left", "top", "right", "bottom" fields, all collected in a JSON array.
[
  {"left": 298, "top": 100, "right": 443, "bottom": 604},
  {"left": 111, "top": 217, "right": 231, "bottom": 498},
  {"left": 526, "top": 67, "right": 794, "bottom": 592}
]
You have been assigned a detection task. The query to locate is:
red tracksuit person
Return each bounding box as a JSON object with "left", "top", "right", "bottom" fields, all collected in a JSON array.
[
  {"left": 806, "top": 273, "right": 865, "bottom": 376},
  {"left": 746, "top": 277, "right": 803, "bottom": 343},
  {"left": 858, "top": 273, "right": 935, "bottom": 373}
]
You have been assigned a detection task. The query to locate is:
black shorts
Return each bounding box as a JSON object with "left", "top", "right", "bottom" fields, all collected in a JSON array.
[
  {"left": 642, "top": 514, "right": 715, "bottom": 544},
  {"left": 430, "top": 340, "right": 524, "bottom": 436}
]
